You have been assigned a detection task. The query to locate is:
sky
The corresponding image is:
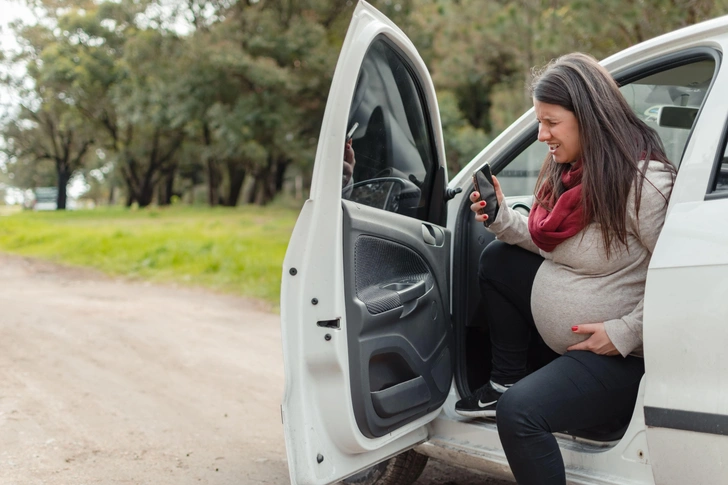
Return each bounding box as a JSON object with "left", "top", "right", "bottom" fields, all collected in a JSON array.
[
  {"left": 0, "top": 0, "right": 35, "bottom": 52},
  {"left": 0, "top": 0, "right": 34, "bottom": 108}
]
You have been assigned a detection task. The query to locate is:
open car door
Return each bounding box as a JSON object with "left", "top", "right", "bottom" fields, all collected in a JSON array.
[{"left": 281, "top": 2, "right": 452, "bottom": 484}]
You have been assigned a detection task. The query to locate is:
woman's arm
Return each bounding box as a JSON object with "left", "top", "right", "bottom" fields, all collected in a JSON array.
[
  {"left": 602, "top": 161, "right": 675, "bottom": 356},
  {"left": 470, "top": 176, "right": 542, "bottom": 255}
]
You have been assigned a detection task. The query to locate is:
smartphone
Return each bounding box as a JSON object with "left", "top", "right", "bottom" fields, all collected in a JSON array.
[
  {"left": 472, "top": 163, "right": 499, "bottom": 226},
  {"left": 346, "top": 122, "right": 359, "bottom": 142},
  {"left": 471, "top": 163, "right": 493, "bottom": 215}
]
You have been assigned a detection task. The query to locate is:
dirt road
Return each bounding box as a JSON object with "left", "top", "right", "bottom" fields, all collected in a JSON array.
[{"left": 0, "top": 254, "right": 507, "bottom": 485}]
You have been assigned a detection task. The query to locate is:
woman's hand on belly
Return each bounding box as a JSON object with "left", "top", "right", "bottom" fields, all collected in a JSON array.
[{"left": 567, "top": 323, "right": 620, "bottom": 356}]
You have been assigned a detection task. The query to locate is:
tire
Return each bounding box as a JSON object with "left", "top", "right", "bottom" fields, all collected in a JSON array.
[{"left": 342, "top": 449, "right": 429, "bottom": 485}]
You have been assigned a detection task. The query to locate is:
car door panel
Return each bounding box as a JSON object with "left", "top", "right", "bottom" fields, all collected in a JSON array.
[
  {"left": 342, "top": 201, "right": 451, "bottom": 439},
  {"left": 280, "top": 2, "right": 451, "bottom": 484}
]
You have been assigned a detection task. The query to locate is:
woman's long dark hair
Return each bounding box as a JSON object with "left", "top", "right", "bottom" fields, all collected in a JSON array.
[{"left": 531, "top": 52, "right": 675, "bottom": 257}]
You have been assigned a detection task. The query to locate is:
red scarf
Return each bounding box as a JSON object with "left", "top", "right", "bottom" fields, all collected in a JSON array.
[{"left": 528, "top": 161, "right": 587, "bottom": 252}]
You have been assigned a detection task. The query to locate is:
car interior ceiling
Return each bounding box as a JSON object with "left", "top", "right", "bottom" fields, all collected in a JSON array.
[{"left": 453, "top": 57, "right": 717, "bottom": 444}]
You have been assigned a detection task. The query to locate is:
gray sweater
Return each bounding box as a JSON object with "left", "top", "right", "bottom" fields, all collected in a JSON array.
[{"left": 488, "top": 161, "right": 674, "bottom": 357}]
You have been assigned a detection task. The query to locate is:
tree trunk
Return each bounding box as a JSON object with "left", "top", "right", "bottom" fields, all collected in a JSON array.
[
  {"left": 274, "top": 158, "right": 290, "bottom": 193},
  {"left": 138, "top": 187, "right": 154, "bottom": 207},
  {"left": 157, "top": 165, "right": 176, "bottom": 206},
  {"left": 164, "top": 167, "right": 175, "bottom": 204},
  {"left": 137, "top": 175, "right": 156, "bottom": 208},
  {"left": 207, "top": 157, "right": 220, "bottom": 206},
  {"left": 56, "top": 164, "right": 71, "bottom": 210},
  {"left": 222, "top": 160, "right": 246, "bottom": 207},
  {"left": 254, "top": 176, "right": 275, "bottom": 205},
  {"left": 253, "top": 156, "right": 289, "bottom": 205},
  {"left": 252, "top": 155, "right": 277, "bottom": 205},
  {"left": 121, "top": 154, "right": 140, "bottom": 207},
  {"left": 202, "top": 123, "right": 221, "bottom": 207},
  {"left": 118, "top": 130, "right": 183, "bottom": 209},
  {"left": 246, "top": 175, "right": 259, "bottom": 204}
]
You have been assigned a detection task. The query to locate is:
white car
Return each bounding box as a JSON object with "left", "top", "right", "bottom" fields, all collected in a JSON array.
[{"left": 280, "top": 2, "right": 728, "bottom": 484}]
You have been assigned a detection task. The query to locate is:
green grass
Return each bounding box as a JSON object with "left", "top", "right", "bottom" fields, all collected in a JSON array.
[{"left": 0, "top": 205, "right": 300, "bottom": 306}]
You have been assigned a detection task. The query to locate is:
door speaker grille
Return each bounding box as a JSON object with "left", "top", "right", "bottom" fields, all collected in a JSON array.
[{"left": 354, "top": 236, "right": 431, "bottom": 314}]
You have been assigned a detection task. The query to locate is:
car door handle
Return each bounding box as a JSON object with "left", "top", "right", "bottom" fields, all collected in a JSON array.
[
  {"left": 382, "top": 280, "right": 427, "bottom": 305},
  {"left": 422, "top": 223, "right": 444, "bottom": 246},
  {"left": 398, "top": 280, "right": 426, "bottom": 318},
  {"left": 398, "top": 280, "right": 426, "bottom": 304}
]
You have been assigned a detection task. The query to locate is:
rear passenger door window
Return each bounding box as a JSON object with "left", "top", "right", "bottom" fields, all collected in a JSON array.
[
  {"left": 619, "top": 59, "right": 714, "bottom": 166},
  {"left": 709, "top": 133, "right": 728, "bottom": 195}
]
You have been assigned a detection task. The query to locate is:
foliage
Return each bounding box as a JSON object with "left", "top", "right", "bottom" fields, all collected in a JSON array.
[
  {"left": 2, "top": 0, "right": 728, "bottom": 203},
  {"left": 0, "top": 12, "right": 97, "bottom": 208},
  {"left": 0, "top": 205, "right": 297, "bottom": 304}
]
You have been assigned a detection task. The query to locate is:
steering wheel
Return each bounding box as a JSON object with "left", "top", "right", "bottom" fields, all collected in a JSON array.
[{"left": 349, "top": 177, "right": 420, "bottom": 215}]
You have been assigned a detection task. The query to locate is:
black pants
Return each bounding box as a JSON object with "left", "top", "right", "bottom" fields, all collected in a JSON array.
[{"left": 479, "top": 241, "right": 645, "bottom": 485}]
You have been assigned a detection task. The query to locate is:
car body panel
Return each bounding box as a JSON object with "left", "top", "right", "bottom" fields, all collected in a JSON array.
[{"left": 640, "top": 40, "right": 728, "bottom": 480}]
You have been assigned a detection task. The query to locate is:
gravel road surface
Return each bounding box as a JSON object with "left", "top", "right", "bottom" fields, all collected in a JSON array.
[{"left": 0, "top": 254, "right": 509, "bottom": 484}]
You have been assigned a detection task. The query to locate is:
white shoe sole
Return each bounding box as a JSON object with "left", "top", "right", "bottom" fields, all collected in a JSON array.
[{"left": 455, "top": 408, "right": 496, "bottom": 418}]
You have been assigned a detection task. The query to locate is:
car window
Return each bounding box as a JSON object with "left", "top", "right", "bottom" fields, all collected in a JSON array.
[
  {"left": 343, "top": 38, "right": 436, "bottom": 221},
  {"left": 496, "top": 59, "right": 716, "bottom": 197},
  {"left": 711, "top": 138, "right": 728, "bottom": 194},
  {"left": 496, "top": 141, "right": 547, "bottom": 198}
]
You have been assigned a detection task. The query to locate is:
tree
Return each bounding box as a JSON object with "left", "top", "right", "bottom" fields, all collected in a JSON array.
[
  {"left": 4, "top": 0, "right": 727, "bottom": 207},
  {"left": 0, "top": 16, "right": 95, "bottom": 209},
  {"left": 1, "top": 105, "right": 93, "bottom": 209},
  {"left": 166, "top": 0, "right": 349, "bottom": 206},
  {"left": 35, "top": 1, "right": 187, "bottom": 207}
]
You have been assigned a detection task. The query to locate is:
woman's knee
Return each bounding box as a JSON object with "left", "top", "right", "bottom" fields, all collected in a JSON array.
[
  {"left": 496, "top": 386, "right": 537, "bottom": 439},
  {"left": 479, "top": 240, "right": 513, "bottom": 281}
]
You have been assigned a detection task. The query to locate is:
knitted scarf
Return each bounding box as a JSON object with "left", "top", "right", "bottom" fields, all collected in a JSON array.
[{"left": 528, "top": 161, "right": 587, "bottom": 252}]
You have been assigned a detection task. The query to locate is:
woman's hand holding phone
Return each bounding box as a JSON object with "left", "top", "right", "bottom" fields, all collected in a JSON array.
[{"left": 470, "top": 175, "right": 505, "bottom": 225}]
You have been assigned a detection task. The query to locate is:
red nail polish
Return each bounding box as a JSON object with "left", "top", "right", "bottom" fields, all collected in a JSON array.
[
  {"left": 571, "top": 326, "right": 578, "bottom": 331},
  {"left": 480, "top": 201, "right": 485, "bottom": 206}
]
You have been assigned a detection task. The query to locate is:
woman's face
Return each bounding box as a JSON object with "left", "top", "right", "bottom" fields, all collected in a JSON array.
[{"left": 534, "top": 99, "right": 582, "bottom": 164}]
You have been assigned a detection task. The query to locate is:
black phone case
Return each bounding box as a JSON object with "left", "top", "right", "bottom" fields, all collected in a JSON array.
[{"left": 473, "top": 165, "right": 499, "bottom": 227}]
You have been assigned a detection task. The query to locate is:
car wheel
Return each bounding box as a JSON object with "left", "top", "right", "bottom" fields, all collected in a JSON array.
[{"left": 342, "top": 449, "right": 428, "bottom": 485}]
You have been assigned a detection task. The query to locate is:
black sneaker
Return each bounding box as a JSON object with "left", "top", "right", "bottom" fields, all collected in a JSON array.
[{"left": 455, "top": 382, "right": 503, "bottom": 418}]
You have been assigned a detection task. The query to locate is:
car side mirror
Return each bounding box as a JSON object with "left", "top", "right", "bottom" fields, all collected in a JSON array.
[{"left": 658, "top": 106, "right": 699, "bottom": 130}]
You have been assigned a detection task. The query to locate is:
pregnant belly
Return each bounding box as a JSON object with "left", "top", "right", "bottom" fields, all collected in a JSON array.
[{"left": 530, "top": 263, "right": 642, "bottom": 354}]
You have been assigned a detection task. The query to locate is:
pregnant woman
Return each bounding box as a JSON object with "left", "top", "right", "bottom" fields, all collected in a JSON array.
[{"left": 455, "top": 52, "right": 675, "bottom": 485}]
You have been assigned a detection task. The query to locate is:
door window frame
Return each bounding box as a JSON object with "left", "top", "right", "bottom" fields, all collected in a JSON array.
[
  {"left": 706, "top": 83, "right": 728, "bottom": 199},
  {"left": 706, "top": 129, "right": 728, "bottom": 199}
]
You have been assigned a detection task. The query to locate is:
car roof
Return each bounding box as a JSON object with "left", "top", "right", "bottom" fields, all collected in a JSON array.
[{"left": 602, "top": 14, "right": 728, "bottom": 73}]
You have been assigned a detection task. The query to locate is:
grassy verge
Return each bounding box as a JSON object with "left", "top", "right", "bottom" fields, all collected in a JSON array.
[{"left": 0, "top": 205, "right": 299, "bottom": 306}]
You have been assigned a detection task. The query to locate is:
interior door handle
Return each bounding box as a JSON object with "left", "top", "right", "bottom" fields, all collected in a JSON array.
[
  {"left": 398, "top": 279, "right": 426, "bottom": 318},
  {"left": 397, "top": 280, "right": 426, "bottom": 304},
  {"left": 422, "top": 223, "right": 444, "bottom": 246},
  {"left": 382, "top": 280, "right": 427, "bottom": 305}
]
